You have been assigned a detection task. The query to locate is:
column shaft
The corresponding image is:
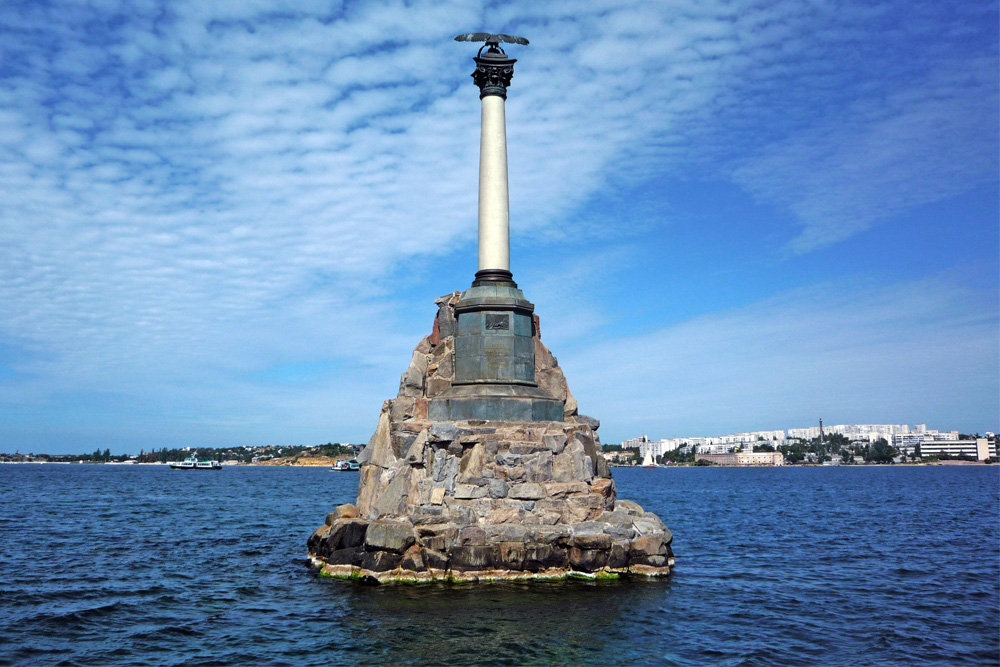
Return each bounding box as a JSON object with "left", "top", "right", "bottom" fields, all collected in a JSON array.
[{"left": 478, "top": 95, "right": 510, "bottom": 272}]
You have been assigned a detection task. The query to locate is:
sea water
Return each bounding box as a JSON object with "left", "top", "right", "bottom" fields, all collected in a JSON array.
[{"left": 1, "top": 464, "right": 997, "bottom": 666}]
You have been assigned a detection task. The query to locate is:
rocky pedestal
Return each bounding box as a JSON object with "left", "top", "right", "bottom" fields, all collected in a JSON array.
[{"left": 307, "top": 293, "right": 674, "bottom": 583}]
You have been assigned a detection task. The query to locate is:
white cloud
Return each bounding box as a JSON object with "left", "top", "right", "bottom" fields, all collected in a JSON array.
[
  {"left": 731, "top": 57, "right": 999, "bottom": 253},
  {"left": 0, "top": 0, "right": 995, "bottom": 450},
  {"left": 562, "top": 275, "right": 999, "bottom": 442}
]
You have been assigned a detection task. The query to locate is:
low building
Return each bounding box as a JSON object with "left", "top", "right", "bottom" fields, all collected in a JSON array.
[
  {"left": 696, "top": 451, "right": 784, "bottom": 466},
  {"left": 918, "top": 438, "right": 995, "bottom": 461}
]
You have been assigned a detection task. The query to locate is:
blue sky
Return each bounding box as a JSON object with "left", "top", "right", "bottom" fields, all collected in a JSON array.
[{"left": 1, "top": 0, "right": 997, "bottom": 454}]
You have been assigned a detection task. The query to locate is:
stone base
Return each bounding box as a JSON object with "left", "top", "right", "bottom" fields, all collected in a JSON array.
[
  {"left": 306, "top": 292, "right": 674, "bottom": 585},
  {"left": 429, "top": 383, "right": 564, "bottom": 421},
  {"left": 307, "top": 417, "right": 674, "bottom": 585}
]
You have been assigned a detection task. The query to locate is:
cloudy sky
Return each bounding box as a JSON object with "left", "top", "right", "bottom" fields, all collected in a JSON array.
[{"left": 2, "top": 0, "right": 997, "bottom": 453}]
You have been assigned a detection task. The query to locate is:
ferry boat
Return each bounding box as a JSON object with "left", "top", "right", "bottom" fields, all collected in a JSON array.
[
  {"left": 331, "top": 459, "right": 361, "bottom": 471},
  {"left": 170, "top": 455, "right": 221, "bottom": 470}
]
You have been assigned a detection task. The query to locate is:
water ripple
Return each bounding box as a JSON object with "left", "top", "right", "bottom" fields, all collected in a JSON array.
[{"left": 0, "top": 464, "right": 997, "bottom": 666}]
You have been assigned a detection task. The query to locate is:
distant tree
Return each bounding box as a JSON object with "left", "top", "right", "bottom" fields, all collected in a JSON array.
[
  {"left": 753, "top": 443, "right": 775, "bottom": 452},
  {"left": 840, "top": 449, "right": 855, "bottom": 464},
  {"left": 869, "top": 438, "right": 897, "bottom": 464},
  {"left": 914, "top": 442, "right": 921, "bottom": 459}
]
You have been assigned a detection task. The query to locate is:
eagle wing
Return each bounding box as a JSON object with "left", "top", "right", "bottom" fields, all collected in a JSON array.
[
  {"left": 454, "top": 32, "right": 492, "bottom": 42},
  {"left": 496, "top": 34, "right": 529, "bottom": 45}
]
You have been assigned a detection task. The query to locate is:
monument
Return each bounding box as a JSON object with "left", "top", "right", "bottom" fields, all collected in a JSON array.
[{"left": 307, "top": 33, "right": 674, "bottom": 583}]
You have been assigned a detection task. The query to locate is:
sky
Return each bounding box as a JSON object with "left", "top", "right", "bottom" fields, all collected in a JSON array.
[{"left": 1, "top": 0, "right": 997, "bottom": 454}]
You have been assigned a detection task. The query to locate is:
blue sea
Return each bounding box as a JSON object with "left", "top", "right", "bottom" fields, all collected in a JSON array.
[{"left": 1, "top": 464, "right": 997, "bottom": 666}]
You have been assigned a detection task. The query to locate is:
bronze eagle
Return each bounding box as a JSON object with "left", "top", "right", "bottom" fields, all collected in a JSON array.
[{"left": 454, "top": 33, "right": 529, "bottom": 46}]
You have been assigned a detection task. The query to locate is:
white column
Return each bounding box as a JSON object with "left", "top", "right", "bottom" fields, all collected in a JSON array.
[{"left": 478, "top": 94, "right": 510, "bottom": 272}]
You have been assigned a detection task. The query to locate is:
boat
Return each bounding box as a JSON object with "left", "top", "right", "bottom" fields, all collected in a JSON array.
[
  {"left": 170, "top": 455, "right": 221, "bottom": 470},
  {"left": 332, "top": 458, "right": 361, "bottom": 471},
  {"left": 641, "top": 450, "right": 659, "bottom": 468}
]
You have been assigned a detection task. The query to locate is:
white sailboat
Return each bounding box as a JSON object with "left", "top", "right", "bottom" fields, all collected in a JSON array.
[{"left": 641, "top": 450, "right": 658, "bottom": 468}]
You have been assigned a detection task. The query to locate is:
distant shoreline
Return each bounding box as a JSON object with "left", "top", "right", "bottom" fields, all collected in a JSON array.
[{"left": 4, "top": 459, "right": 993, "bottom": 468}]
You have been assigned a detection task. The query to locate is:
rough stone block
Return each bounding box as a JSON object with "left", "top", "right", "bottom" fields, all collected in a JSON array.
[
  {"left": 429, "top": 423, "right": 470, "bottom": 443},
  {"left": 364, "top": 519, "right": 416, "bottom": 554},
  {"left": 523, "top": 545, "right": 568, "bottom": 571},
  {"left": 599, "top": 511, "right": 637, "bottom": 539},
  {"left": 590, "top": 477, "right": 616, "bottom": 509},
  {"left": 523, "top": 509, "right": 561, "bottom": 526},
  {"left": 543, "top": 481, "right": 589, "bottom": 498},
  {"left": 390, "top": 396, "right": 416, "bottom": 424},
  {"left": 496, "top": 452, "right": 521, "bottom": 466},
  {"left": 523, "top": 450, "right": 554, "bottom": 483},
  {"left": 449, "top": 545, "right": 493, "bottom": 570},
  {"left": 373, "top": 469, "right": 411, "bottom": 517},
  {"left": 543, "top": 433, "right": 568, "bottom": 453},
  {"left": 327, "top": 504, "right": 360, "bottom": 523},
  {"left": 509, "top": 482, "right": 544, "bottom": 500},
  {"left": 308, "top": 524, "right": 331, "bottom": 554},
  {"left": 458, "top": 443, "right": 486, "bottom": 482},
  {"left": 362, "top": 550, "right": 402, "bottom": 572},
  {"left": 403, "top": 430, "right": 428, "bottom": 465},
  {"left": 457, "top": 525, "right": 486, "bottom": 546},
  {"left": 530, "top": 526, "right": 572, "bottom": 544},
  {"left": 429, "top": 487, "right": 445, "bottom": 505},
  {"left": 454, "top": 483, "right": 488, "bottom": 500},
  {"left": 634, "top": 514, "right": 668, "bottom": 536},
  {"left": 501, "top": 465, "right": 526, "bottom": 482},
  {"left": 569, "top": 526, "right": 613, "bottom": 550},
  {"left": 553, "top": 441, "right": 593, "bottom": 482},
  {"left": 630, "top": 535, "right": 668, "bottom": 558},
  {"left": 408, "top": 505, "right": 447, "bottom": 525},
  {"left": 484, "top": 523, "right": 527, "bottom": 543},
  {"left": 423, "top": 548, "right": 449, "bottom": 570},
  {"left": 568, "top": 547, "right": 608, "bottom": 571},
  {"left": 360, "top": 410, "right": 396, "bottom": 470},
  {"left": 325, "top": 519, "right": 369, "bottom": 552},
  {"left": 495, "top": 542, "right": 526, "bottom": 570},
  {"left": 488, "top": 479, "right": 509, "bottom": 498},
  {"left": 327, "top": 547, "right": 364, "bottom": 566},
  {"left": 607, "top": 542, "right": 629, "bottom": 569},
  {"left": 629, "top": 554, "right": 668, "bottom": 568},
  {"left": 416, "top": 523, "right": 456, "bottom": 552},
  {"left": 561, "top": 495, "right": 603, "bottom": 523},
  {"left": 616, "top": 499, "right": 644, "bottom": 516},
  {"left": 400, "top": 545, "right": 426, "bottom": 572}
]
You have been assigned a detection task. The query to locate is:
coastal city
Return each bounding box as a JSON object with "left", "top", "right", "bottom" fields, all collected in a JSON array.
[
  {"left": 612, "top": 422, "right": 998, "bottom": 466},
  {"left": 3, "top": 421, "right": 996, "bottom": 468}
]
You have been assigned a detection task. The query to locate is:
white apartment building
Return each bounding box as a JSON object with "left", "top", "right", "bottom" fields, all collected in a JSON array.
[
  {"left": 696, "top": 451, "right": 785, "bottom": 466},
  {"left": 893, "top": 431, "right": 984, "bottom": 458},
  {"left": 915, "top": 438, "right": 995, "bottom": 460},
  {"left": 621, "top": 436, "right": 650, "bottom": 450},
  {"left": 634, "top": 437, "right": 683, "bottom": 460},
  {"left": 789, "top": 424, "right": 915, "bottom": 443},
  {"left": 627, "top": 431, "right": 786, "bottom": 460}
]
